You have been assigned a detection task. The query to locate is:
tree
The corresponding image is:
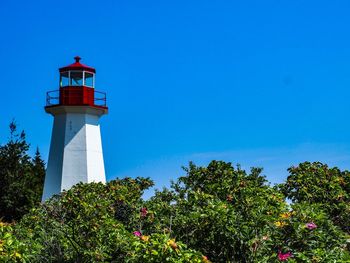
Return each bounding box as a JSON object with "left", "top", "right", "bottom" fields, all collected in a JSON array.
[
  {"left": 144, "top": 161, "right": 349, "bottom": 262},
  {"left": 0, "top": 121, "right": 45, "bottom": 222},
  {"left": 279, "top": 162, "right": 350, "bottom": 234}
]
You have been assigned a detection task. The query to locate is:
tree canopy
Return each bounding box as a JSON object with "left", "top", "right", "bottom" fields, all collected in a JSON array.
[{"left": 0, "top": 121, "right": 45, "bottom": 222}]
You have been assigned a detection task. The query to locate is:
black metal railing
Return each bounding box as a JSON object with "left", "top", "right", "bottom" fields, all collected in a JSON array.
[
  {"left": 93, "top": 90, "right": 107, "bottom": 107},
  {"left": 46, "top": 89, "right": 107, "bottom": 107},
  {"left": 46, "top": 90, "right": 59, "bottom": 106}
]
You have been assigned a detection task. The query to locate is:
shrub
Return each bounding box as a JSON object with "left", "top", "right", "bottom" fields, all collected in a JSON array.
[
  {"left": 1, "top": 161, "right": 349, "bottom": 262},
  {"left": 279, "top": 162, "right": 350, "bottom": 234},
  {"left": 1, "top": 178, "right": 204, "bottom": 262}
]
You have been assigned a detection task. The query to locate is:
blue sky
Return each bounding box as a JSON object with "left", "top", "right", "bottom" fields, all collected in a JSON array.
[{"left": 1, "top": 0, "right": 350, "bottom": 195}]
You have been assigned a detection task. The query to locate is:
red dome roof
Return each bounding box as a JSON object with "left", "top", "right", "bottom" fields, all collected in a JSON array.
[{"left": 59, "top": 56, "right": 96, "bottom": 73}]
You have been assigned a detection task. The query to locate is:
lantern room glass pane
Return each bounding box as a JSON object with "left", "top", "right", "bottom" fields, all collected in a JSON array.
[
  {"left": 84, "top": 72, "right": 94, "bottom": 87},
  {"left": 70, "top": 71, "right": 83, "bottom": 86},
  {"left": 60, "top": 72, "right": 69, "bottom": 87}
]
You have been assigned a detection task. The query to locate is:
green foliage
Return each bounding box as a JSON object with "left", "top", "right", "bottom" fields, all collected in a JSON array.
[
  {"left": 1, "top": 159, "right": 350, "bottom": 262},
  {"left": 127, "top": 233, "right": 204, "bottom": 262},
  {"left": 1, "top": 178, "right": 204, "bottom": 262},
  {"left": 144, "top": 161, "right": 286, "bottom": 261},
  {"left": 268, "top": 202, "right": 349, "bottom": 262},
  {"left": 279, "top": 162, "right": 350, "bottom": 233},
  {"left": 0, "top": 121, "right": 45, "bottom": 222},
  {"left": 144, "top": 161, "right": 349, "bottom": 262},
  {"left": 0, "top": 222, "right": 32, "bottom": 262}
]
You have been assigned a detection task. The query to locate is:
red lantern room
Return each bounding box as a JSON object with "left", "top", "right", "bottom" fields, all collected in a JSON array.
[{"left": 46, "top": 56, "right": 107, "bottom": 111}]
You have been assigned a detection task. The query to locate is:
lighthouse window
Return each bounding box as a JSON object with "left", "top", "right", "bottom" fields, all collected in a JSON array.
[
  {"left": 60, "top": 72, "right": 69, "bottom": 87},
  {"left": 84, "top": 72, "right": 94, "bottom": 87},
  {"left": 70, "top": 71, "right": 83, "bottom": 86}
]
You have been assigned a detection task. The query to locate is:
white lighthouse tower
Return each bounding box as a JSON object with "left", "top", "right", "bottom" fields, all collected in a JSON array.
[{"left": 42, "top": 56, "right": 108, "bottom": 201}]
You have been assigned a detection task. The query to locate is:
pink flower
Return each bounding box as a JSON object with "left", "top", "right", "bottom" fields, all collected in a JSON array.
[
  {"left": 133, "top": 231, "right": 141, "bottom": 237},
  {"left": 278, "top": 251, "right": 292, "bottom": 261},
  {"left": 306, "top": 222, "right": 317, "bottom": 230},
  {"left": 140, "top": 207, "right": 148, "bottom": 218}
]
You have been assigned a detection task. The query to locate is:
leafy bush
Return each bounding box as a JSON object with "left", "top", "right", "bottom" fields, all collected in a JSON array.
[
  {"left": 1, "top": 178, "right": 203, "bottom": 262},
  {"left": 144, "top": 161, "right": 350, "bottom": 262},
  {"left": 0, "top": 222, "right": 32, "bottom": 262},
  {"left": 279, "top": 162, "right": 350, "bottom": 234},
  {"left": 1, "top": 160, "right": 350, "bottom": 262}
]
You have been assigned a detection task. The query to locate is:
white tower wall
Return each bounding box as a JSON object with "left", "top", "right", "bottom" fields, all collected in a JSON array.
[{"left": 42, "top": 106, "right": 107, "bottom": 201}]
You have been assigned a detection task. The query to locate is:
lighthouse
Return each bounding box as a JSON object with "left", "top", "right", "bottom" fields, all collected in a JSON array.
[{"left": 42, "top": 57, "right": 108, "bottom": 201}]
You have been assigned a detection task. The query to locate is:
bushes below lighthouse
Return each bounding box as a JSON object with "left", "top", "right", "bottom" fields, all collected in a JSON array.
[
  {"left": 0, "top": 178, "right": 204, "bottom": 262},
  {"left": 143, "top": 161, "right": 350, "bottom": 262},
  {"left": 1, "top": 161, "right": 350, "bottom": 262}
]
